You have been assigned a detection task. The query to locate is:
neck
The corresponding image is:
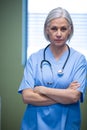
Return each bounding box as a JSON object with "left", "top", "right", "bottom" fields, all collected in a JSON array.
[{"left": 50, "top": 44, "right": 68, "bottom": 60}]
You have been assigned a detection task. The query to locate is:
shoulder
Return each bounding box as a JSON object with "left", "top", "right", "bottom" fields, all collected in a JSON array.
[
  {"left": 70, "top": 47, "right": 87, "bottom": 65},
  {"left": 31, "top": 48, "right": 44, "bottom": 59},
  {"left": 70, "top": 47, "right": 86, "bottom": 60},
  {"left": 27, "top": 48, "right": 44, "bottom": 65}
]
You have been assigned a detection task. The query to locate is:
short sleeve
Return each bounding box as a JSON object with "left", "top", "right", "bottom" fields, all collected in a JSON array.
[
  {"left": 73, "top": 55, "right": 87, "bottom": 102},
  {"left": 18, "top": 56, "right": 35, "bottom": 94}
]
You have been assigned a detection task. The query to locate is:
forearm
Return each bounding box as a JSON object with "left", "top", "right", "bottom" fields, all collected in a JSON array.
[
  {"left": 39, "top": 87, "right": 81, "bottom": 104},
  {"left": 22, "top": 88, "right": 56, "bottom": 106},
  {"left": 34, "top": 81, "right": 81, "bottom": 104}
]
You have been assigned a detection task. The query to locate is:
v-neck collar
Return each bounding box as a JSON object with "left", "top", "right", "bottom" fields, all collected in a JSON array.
[{"left": 47, "top": 46, "right": 69, "bottom": 65}]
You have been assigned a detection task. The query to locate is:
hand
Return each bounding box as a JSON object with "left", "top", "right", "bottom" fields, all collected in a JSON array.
[
  {"left": 33, "top": 86, "right": 46, "bottom": 95},
  {"left": 68, "top": 81, "right": 80, "bottom": 90}
]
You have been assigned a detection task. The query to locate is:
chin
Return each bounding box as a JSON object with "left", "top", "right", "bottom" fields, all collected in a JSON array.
[{"left": 53, "top": 42, "right": 65, "bottom": 47}]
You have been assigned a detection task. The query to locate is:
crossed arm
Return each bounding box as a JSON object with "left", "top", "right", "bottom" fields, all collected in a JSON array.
[{"left": 22, "top": 81, "right": 81, "bottom": 106}]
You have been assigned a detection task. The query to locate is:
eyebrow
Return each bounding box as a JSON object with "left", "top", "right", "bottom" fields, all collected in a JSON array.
[{"left": 50, "top": 25, "right": 69, "bottom": 30}]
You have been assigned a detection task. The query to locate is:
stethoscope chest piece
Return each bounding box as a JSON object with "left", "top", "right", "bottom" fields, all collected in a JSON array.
[{"left": 57, "top": 69, "right": 64, "bottom": 76}]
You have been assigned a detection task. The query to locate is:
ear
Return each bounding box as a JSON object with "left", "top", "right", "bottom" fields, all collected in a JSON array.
[
  {"left": 45, "top": 27, "right": 49, "bottom": 34},
  {"left": 67, "top": 26, "right": 72, "bottom": 41},
  {"left": 68, "top": 26, "right": 72, "bottom": 34}
]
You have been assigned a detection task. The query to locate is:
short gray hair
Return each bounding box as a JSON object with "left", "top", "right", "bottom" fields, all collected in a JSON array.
[{"left": 44, "top": 7, "right": 74, "bottom": 42}]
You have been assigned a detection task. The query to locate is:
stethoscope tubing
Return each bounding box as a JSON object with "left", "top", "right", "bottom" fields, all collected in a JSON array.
[
  {"left": 40, "top": 44, "right": 70, "bottom": 70},
  {"left": 40, "top": 44, "right": 70, "bottom": 84}
]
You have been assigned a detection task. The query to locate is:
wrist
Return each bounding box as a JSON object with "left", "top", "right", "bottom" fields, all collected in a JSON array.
[{"left": 39, "top": 87, "right": 47, "bottom": 95}]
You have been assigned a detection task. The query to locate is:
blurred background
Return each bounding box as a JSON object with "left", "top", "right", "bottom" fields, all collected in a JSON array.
[{"left": 0, "top": 0, "right": 87, "bottom": 130}]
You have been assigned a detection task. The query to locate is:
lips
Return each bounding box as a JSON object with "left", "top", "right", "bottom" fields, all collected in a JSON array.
[{"left": 54, "top": 39, "right": 63, "bottom": 42}]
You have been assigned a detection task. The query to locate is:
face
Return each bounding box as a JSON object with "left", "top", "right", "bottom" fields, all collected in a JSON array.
[{"left": 46, "top": 17, "right": 71, "bottom": 47}]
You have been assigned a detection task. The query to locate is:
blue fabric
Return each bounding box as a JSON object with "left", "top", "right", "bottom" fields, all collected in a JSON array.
[{"left": 18, "top": 46, "right": 87, "bottom": 130}]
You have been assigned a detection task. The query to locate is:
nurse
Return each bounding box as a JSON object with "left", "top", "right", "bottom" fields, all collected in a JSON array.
[{"left": 18, "top": 7, "right": 87, "bottom": 130}]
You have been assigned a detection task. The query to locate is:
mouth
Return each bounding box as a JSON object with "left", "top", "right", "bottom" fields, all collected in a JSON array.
[{"left": 54, "top": 39, "right": 64, "bottom": 42}]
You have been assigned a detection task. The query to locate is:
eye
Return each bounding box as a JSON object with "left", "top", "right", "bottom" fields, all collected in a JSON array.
[
  {"left": 61, "top": 27, "right": 68, "bottom": 32},
  {"left": 50, "top": 26, "right": 58, "bottom": 31}
]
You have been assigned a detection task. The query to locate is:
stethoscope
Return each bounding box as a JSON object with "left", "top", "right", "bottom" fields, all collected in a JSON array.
[{"left": 40, "top": 44, "right": 70, "bottom": 85}]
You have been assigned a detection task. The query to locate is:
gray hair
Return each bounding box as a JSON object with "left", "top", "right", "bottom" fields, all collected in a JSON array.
[{"left": 44, "top": 7, "right": 74, "bottom": 42}]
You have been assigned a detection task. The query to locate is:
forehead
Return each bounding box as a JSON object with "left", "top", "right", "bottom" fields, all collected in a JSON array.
[{"left": 49, "top": 17, "right": 69, "bottom": 27}]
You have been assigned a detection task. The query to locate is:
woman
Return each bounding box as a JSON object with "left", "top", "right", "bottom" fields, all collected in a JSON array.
[{"left": 18, "top": 7, "right": 87, "bottom": 130}]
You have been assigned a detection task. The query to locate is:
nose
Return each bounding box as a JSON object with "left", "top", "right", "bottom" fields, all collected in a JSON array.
[{"left": 56, "top": 29, "right": 62, "bottom": 37}]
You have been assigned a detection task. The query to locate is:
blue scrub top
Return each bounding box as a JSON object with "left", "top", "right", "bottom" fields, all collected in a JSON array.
[{"left": 18, "top": 46, "right": 87, "bottom": 130}]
